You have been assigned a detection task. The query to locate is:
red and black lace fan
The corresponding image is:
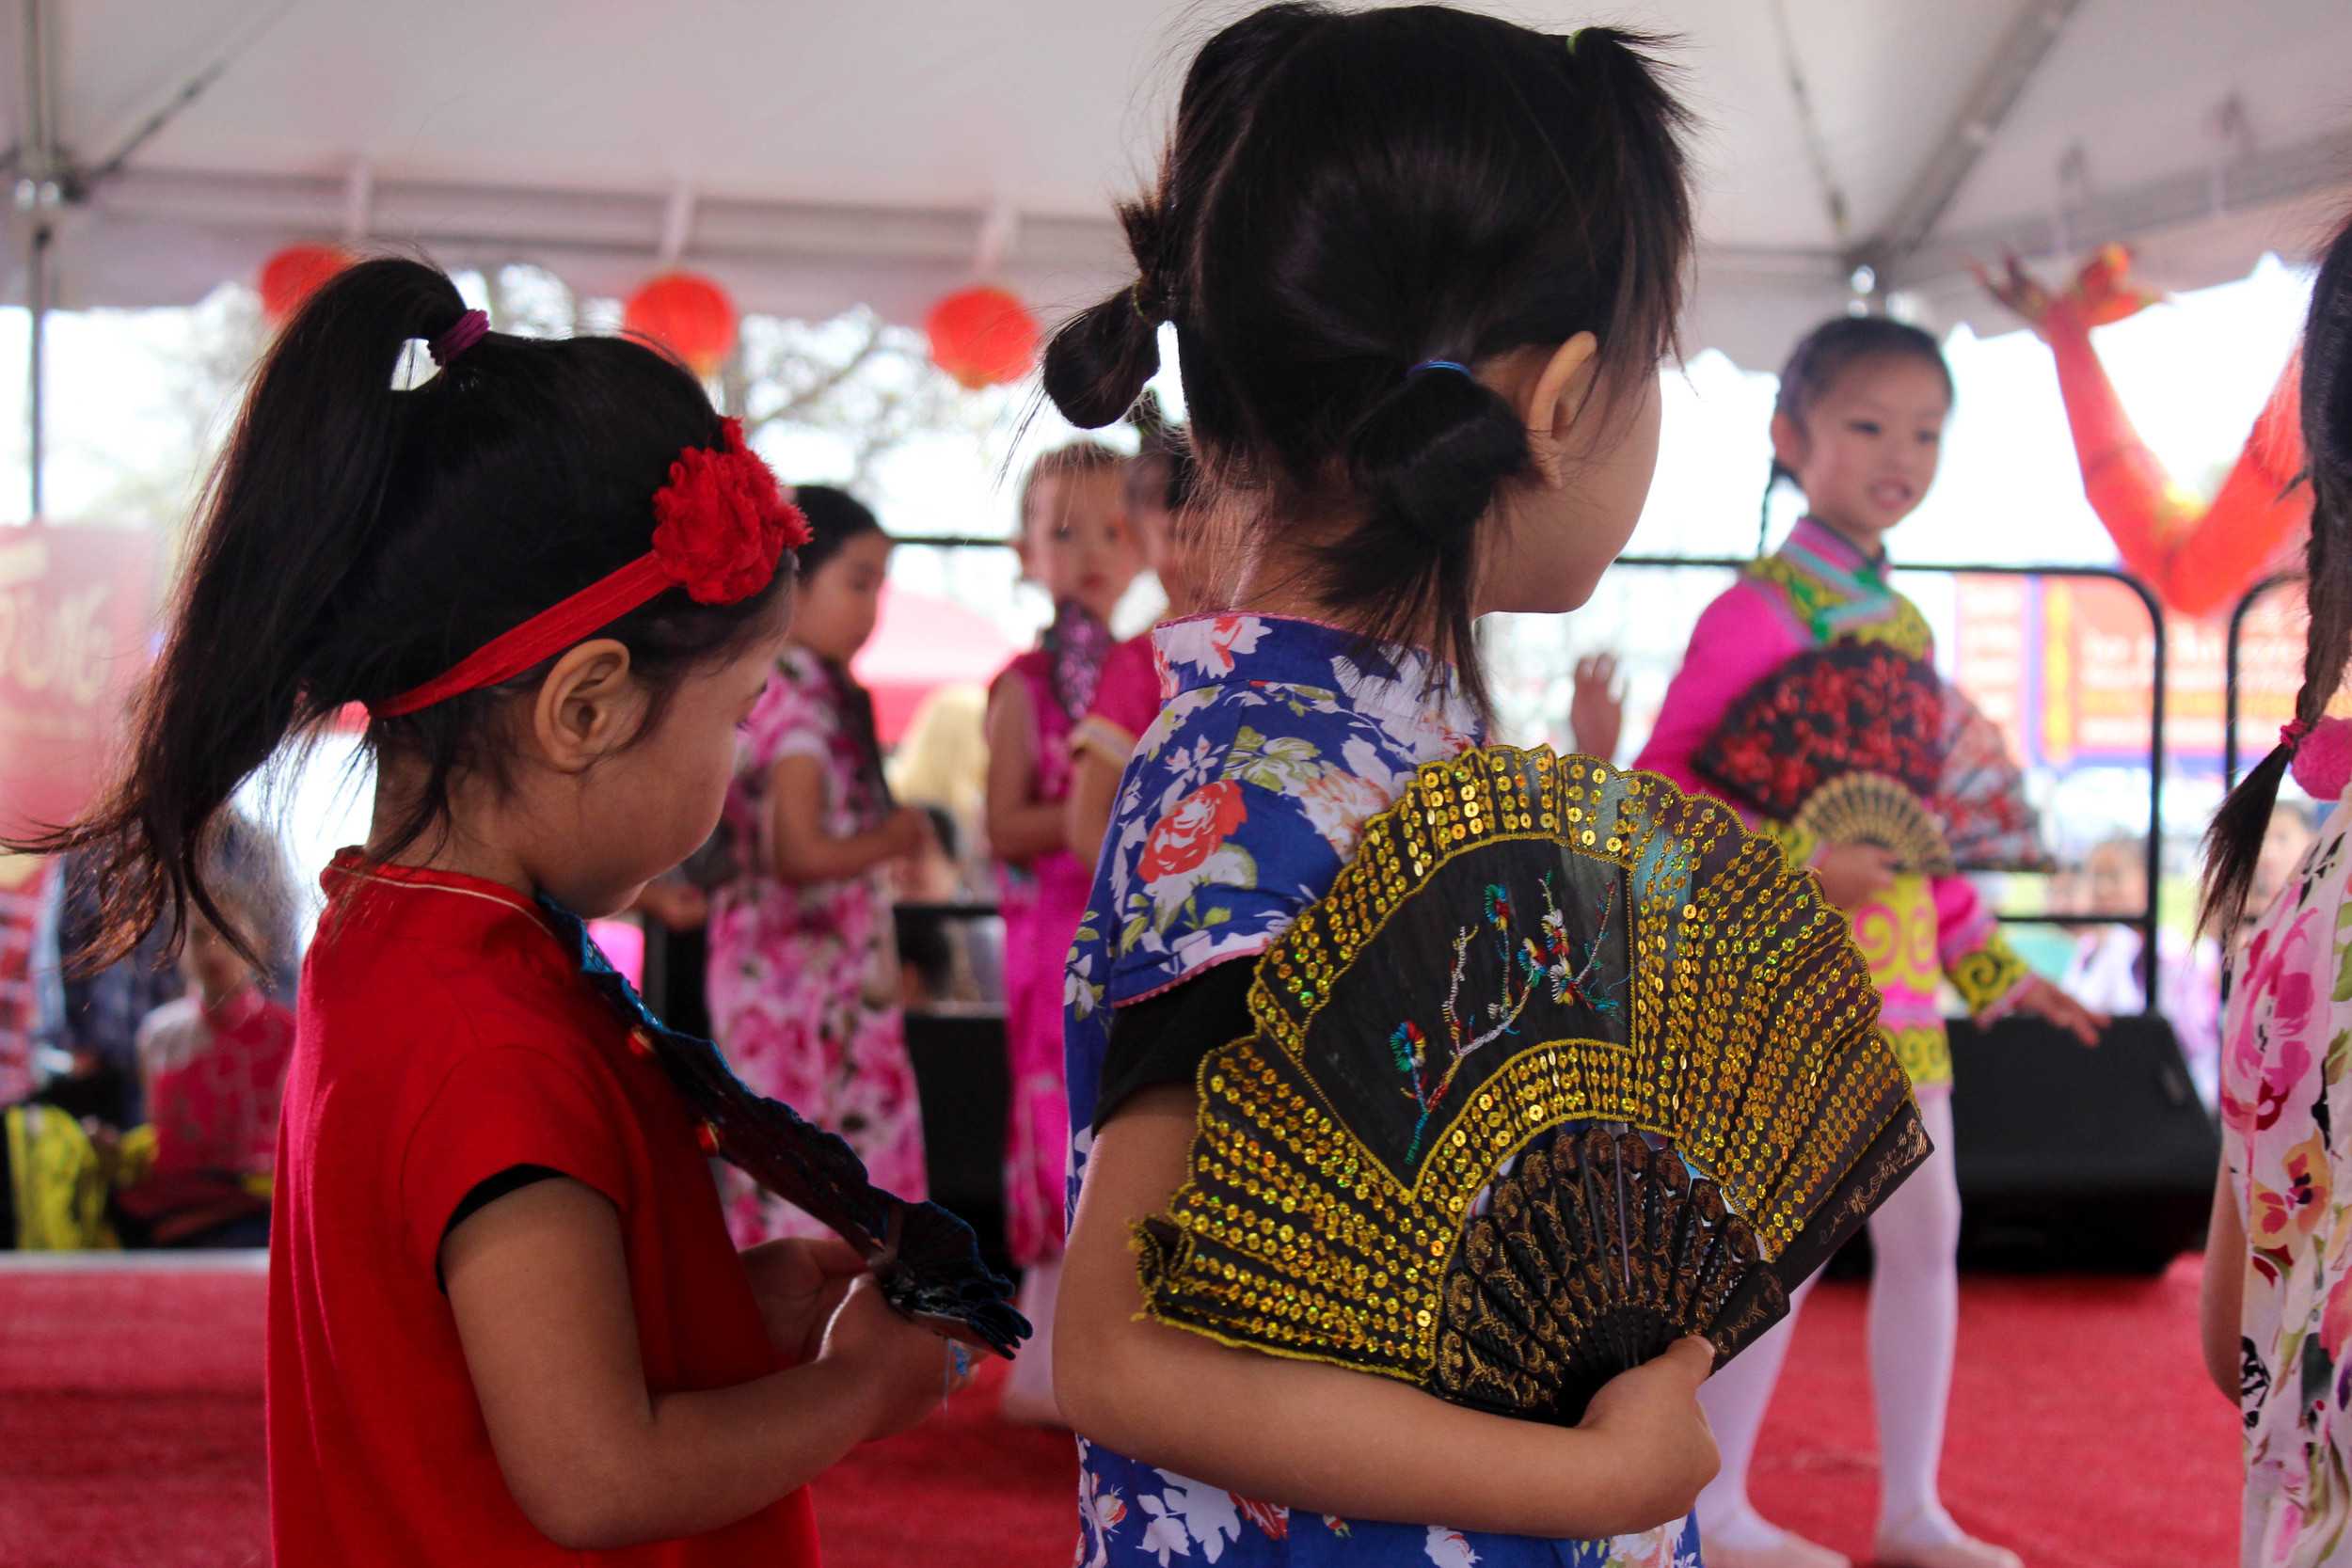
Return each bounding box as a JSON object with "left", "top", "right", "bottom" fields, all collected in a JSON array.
[
  {"left": 1695, "top": 642, "right": 1946, "bottom": 821},
  {"left": 1937, "top": 686, "right": 2052, "bottom": 872}
]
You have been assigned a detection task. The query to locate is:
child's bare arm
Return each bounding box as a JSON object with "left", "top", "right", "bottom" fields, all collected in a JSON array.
[
  {"left": 1057, "top": 1085, "right": 1718, "bottom": 1540},
  {"left": 766, "top": 755, "right": 927, "bottom": 884},
  {"left": 2200, "top": 1161, "right": 2247, "bottom": 1405},
  {"left": 443, "top": 1178, "right": 948, "bottom": 1550},
  {"left": 985, "top": 678, "right": 1073, "bottom": 863},
  {"left": 1066, "top": 749, "right": 1125, "bottom": 875}
]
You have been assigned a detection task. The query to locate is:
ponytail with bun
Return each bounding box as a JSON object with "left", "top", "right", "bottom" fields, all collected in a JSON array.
[{"left": 1041, "top": 4, "right": 1693, "bottom": 719}]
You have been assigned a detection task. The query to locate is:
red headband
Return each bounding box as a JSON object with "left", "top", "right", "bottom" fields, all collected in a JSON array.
[{"left": 370, "top": 418, "right": 808, "bottom": 720}]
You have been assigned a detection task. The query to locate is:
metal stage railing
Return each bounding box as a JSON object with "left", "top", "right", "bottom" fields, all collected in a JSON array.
[{"left": 891, "top": 538, "right": 2172, "bottom": 1013}]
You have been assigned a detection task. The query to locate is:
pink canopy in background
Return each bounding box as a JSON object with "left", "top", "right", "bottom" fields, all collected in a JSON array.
[{"left": 854, "top": 584, "right": 1019, "bottom": 748}]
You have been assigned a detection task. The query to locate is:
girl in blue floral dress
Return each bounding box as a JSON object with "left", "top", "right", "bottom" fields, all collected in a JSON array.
[{"left": 1041, "top": 8, "right": 1714, "bottom": 1565}]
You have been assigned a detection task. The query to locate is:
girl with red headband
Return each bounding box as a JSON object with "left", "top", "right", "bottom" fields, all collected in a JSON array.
[{"left": 11, "top": 258, "right": 976, "bottom": 1565}]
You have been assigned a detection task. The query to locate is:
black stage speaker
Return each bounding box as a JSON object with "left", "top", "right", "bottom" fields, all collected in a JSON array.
[
  {"left": 903, "top": 1007, "right": 1014, "bottom": 1280},
  {"left": 1947, "top": 1012, "right": 2219, "bottom": 1274}
]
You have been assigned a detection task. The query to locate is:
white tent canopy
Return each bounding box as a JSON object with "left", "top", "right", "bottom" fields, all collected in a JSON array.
[{"left": 7, "top": 0, "right": 2352, "bottom": 365}]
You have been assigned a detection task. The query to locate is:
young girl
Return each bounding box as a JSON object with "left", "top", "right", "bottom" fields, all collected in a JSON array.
[
  {"left": 988, "top": 439, "right": 1143, "bottom": 1422},
  {"left": 707, "top": 484, "right": 932, "bottom": 1244},
  {"left": 2201, "top": 216, "right": 2352, "bottom": 1568},
  {"left": 10, "top": 260, "right": 965, "bottom": 1563},
  {"left": 1068, "top": 411, "right": 1202, "bottom": 868},
  {"left": 1635, "top": 317, "right": 2102, "bottom": 1568},
  {"left": 116, "top": 879, "right": 294, "bottom": 1246},
  {"left": 1043, "top": 8, "right": 1716, "bottom": 1562}
]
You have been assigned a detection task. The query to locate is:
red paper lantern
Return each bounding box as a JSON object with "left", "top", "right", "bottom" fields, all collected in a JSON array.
[
  {"left": 625, "top": 272, "right": 739, "bottom": 377},
  {"left": 258, "top": 244, "right": 353, "bottom": 323},
  {"left": 926, "top": 285, "right": 1040, "bottom": 388}
]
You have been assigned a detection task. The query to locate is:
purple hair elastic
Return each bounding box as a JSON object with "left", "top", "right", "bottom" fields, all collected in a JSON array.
[{"left": 429, "top": 309, "right": 490, "bottom": 367}]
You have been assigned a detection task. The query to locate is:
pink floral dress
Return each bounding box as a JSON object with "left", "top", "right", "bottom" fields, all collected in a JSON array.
[
  {"left": 2224, "top": 796, "right": 2352, "bottom": 1566},
  {"left": 707, "top": 646, "right": 925, "bottom": 1245}
]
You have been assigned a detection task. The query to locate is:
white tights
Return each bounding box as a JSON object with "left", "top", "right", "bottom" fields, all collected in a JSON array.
[{"left": 1695, "top": 1090, "right": 1964, "bottom": 1547}]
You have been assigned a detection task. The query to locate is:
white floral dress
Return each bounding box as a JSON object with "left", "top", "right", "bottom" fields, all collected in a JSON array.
[
  {"left": 1063, "top": 613, "right": 1701, "bottom": 1568},
  {"left": 2226, "top": 793, "right": 2352, "bottom": 1565}
]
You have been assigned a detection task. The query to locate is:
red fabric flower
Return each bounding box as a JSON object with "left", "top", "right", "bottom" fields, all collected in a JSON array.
[
  {"left": 650, "top": 418, "right": 811, "bottom": 605},
  {"left": 1137, "top": 781, "right": 1248, "bottom": 882}
]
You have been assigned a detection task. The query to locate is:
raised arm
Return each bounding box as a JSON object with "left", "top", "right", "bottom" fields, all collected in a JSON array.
[{"left": 1978, "top": 250, "right": 2307, "bottom": 620}]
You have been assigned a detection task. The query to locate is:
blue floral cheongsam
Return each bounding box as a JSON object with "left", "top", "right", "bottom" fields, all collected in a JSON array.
[{"left": 1063, "top": 613, "right": 1702, "bottom": 1568}]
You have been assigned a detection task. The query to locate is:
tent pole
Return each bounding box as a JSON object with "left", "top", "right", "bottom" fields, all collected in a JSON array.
[
  {"left": 25, "top": 222, "right": 46, "bottom": 522},
  {"left": 20, "top": 0, "right": 55, "bottom": 522}
]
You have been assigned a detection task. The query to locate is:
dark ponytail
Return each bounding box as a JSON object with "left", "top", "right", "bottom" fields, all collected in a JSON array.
[
  {"left": 1041, "top": 2, "right": 1329, "bottom": 432},
  {"left": 1041, "top": 5, "right": 1693, "bottom": 721},
  {"left": 2203, "top": 218, "right": 2352, "bottom": 934},
  {"left": 10, "top": 257, "right": 787, "bottom": 973},
  {"left": 1761, "top": 314, "right": 1953, "bottom": 554}
]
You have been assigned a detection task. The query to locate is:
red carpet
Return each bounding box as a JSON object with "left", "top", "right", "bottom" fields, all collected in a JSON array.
[{"left": 0, "top": 1259, "right": 2233, "bottom": 1567}]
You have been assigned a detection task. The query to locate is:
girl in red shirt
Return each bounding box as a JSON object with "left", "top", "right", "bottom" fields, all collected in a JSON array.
[{"left": 13, "top": 258, "right": 985, "bottom": 1565}]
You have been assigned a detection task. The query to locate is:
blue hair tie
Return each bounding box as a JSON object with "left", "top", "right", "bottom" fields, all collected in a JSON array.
[{"left": 1408, "top": 358, "right": 1473, "bottom": 380}]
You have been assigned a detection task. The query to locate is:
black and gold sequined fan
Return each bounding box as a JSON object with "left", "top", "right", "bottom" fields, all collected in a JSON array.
[
  {"left": 1791, "top": 772, "right": 1955, "bottom": 875},
  {"left": 1133, "top": 747, "right": 1929, "bottom": 1425}
]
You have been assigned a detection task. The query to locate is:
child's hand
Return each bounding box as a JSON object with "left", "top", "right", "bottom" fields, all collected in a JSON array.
[
  {"left": 818, "top": 1275, "right": 973, "bottom": 1441},
  {"left": 633, "top": 880, "right": 708, "bottom": 931},
  {"left": 882, "top": 808, "right": 933, "bottom": 863},
  {"left": 2014, "top": 975, "right": 2106, "bottom": 1048},
  {"left": 1812, "top": 842, "right": 1899, "bottom": 910},
  {"left": 739, "top": 1237, "right": 868, "bottom": 1365},
  {"left": 1569, "top": 655, "right": 1625, "bottom": 765},
  {"left": 1577, "top": 1337, "right": 1720, "bottom": 1532}
]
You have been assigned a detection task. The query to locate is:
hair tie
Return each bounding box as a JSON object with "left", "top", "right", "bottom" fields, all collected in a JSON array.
[
  {"left": 429, "top": 309, "right": 490, "bottom": 367},
  {"left": 1408, "top": 358, "right": 1473, "bottom": 381},
  {"left": 2290, "top": 717, "right": 2352, "bottom": 802}
]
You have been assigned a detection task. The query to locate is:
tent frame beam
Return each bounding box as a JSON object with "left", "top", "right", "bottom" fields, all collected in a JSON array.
[
  {"left": 1891, "top": 121, "right": 2352, "bottom": 288},
  {"left": 1851, "top": 0, "right": 2084, "bottom": 290},
  {"left": 18, "top": 0, "right": 57, "bottom": 522}
]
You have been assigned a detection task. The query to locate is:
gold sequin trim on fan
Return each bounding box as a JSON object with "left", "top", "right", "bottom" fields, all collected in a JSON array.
[{"left": 1132, "top": 745, "right": 1920, "bottom": 1393}]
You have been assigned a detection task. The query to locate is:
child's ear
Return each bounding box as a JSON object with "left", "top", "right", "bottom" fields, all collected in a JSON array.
[
  {"left": 1518, "top": 331, "right": 1601, "bottom": 487},
  {"left": 529, "top": 639, "right": 644, "bottom": 770},
  {"left": 1769, "top": 411, "right": 1808, "bottom": 476}
]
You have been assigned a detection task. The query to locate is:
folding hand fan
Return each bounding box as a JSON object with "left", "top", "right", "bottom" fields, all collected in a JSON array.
[
  {"left": 1133, "top": 747, "right": 1928, "bottom": 1424},
  {"left": 1693, "top": 642, "right": 1945, "bottom": 821},
  {"left": 1791, "top": 771, "right": 1955, "bottom": 876},
  {"left": 1937, "top": 686, "right": 2052, "bottom": 873},
  {"left": 542, "top": 898, "right": 1030, "bottom": 1358}
]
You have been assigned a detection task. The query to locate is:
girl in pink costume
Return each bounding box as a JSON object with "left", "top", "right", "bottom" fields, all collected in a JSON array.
[
  {"left": 1637, "top": 318, "right": 2101, "bottom": 1568},
  {"left": 1069, "top": 413, "right": 1202, "bottom": 870},
  {"left": 986, "top": 441, "right": 1142, "bottom": 1422}
]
